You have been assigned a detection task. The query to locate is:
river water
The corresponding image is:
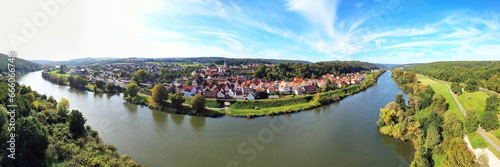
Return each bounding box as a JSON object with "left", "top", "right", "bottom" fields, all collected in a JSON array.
[{"left": 17, "top": 71, "right": 413, "bottom": 167}]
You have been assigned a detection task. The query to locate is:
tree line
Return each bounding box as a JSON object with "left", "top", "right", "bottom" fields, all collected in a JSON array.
[
  {"left": 253, "top": 61, "right": 379, "bottom": 81},
  {"left": 0, "top": 53, "right": 41, "bottom": 74},
  {"left": 404, "top": 61, "right": 500, "bottom": 92},
  {"left": 42, "top": 71, "right": 123, "bottom": 93},
  {"left": 0, "top": 80, "right": 143, "bottom": 166}
]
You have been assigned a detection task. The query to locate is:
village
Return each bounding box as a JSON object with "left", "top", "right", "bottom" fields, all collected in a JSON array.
[{"left": 54, "top": 61, "right": 365, "bottom": 100}]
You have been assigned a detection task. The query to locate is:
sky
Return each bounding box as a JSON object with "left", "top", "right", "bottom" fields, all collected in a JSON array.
[{"left": 0, "top": 0, "right": 499, "bottom": 64}]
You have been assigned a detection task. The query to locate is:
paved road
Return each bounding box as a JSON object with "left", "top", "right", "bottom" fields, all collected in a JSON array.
[{"left": 427, "top": 76, "right": 500, "bottom": 153}]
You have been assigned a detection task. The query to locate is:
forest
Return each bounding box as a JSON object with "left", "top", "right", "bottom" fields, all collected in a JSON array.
[
  {"left": 378, "top": 69, "right": 482, "bottom": 166},
  {"left": 0, "top": 79, "right": 142, "bottom": 166},
  {"left": 253, "top": 61, "right": 379, "bottom": 81},
  {"left": 0, "top": 53, "right": 41, "bottom": 74},
  {"left": 404, "top": 61, "right": 500, "bottom": 92}
]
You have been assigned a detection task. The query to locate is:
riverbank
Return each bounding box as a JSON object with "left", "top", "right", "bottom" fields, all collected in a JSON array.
[
  {"left": 43, "top": 70, "right": 386, "bottom": 118},
  {"left": 226, "top": 70, "right": 386, "bottom": 118}
]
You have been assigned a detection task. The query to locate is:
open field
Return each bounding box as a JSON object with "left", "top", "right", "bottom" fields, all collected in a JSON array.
[
  {"left": 417, "top": 75, "right": 463, "bottom": 120},
  {"left": 48, "top": 70, "right": 71, "bottom": 77}
]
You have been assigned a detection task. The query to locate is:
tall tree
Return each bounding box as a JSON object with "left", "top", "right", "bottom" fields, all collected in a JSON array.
[
  {"left": 57, "top": 97, "right": 70, "bottom": 118},
  {"left": 481, "top": 95, "right": 500, "bottom": 131},
  {"left": 2, "top": 117, "right": 49, "bottom": 167},
  {"left": 69, "top": 110, "right": 87, "bottom": 138},
  {"left": 465, "top": 79, "right": 479, "bottom": 92},
  {"left": 395, "top": 94, "right": 406, "bottom": 109},
  {"left": 465, "top": 108, "right": 479, "bottom": 133},
  {"left": 442, "top": 112, "right": 464, "bottom": 139},
  {"left": 171, "top": 91, "right": 185, "bottom": 108},
  {"left": 442, "top": 138, "right": 478, "bottom": 167},
  {"left": 191, "top": 94, "right": 206, "bottom": 114},
  {"left": 124, "top": 83, "right": 139, "bottom": 98},
  {"left": 425, "top": 126, "right": 441, "bottom": 149},
  {"left": 151, "top": 84, "right": 168, "bottom": 105}
]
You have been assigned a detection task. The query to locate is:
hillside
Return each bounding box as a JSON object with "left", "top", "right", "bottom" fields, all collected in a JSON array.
[
  {"left": 0, "top": 53, "right": 41, "bottom": 74},
  {"left": 31, "top": 57, "right": 311, "bottom": 66},
  {"left": 404, "top": 61, "right": 500, "bottom": 92}
]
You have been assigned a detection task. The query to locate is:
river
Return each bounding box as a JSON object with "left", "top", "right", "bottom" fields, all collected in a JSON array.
[{"left": 17, "top": 71, "right": 413, "bottom": 167}]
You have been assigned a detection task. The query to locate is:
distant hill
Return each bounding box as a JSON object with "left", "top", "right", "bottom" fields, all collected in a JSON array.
[
  {"left": 212, "top": 58, "right": 310, "bottom": 65},
  {"left": 404, "top": 61, "right": 500, "bottom": 92},
  {"left": 374, "top": 63, "right": 400, "bottom": 69},
  {"left": 0, "top": 53, "right": 41, "bottom": 74},
  {"left": 30, "top": 57, "right": 311, "bottom": 66}
]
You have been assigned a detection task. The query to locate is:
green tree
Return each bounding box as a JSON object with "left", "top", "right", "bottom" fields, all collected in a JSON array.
[
  {"left": 191, "top": 94, "right": 206, "bottom": 114},
  {"left": 2, "top": 117, "right": 49, "bottom": 167},
  {"left": 171, "top": 91, "right": 185, "bottom": 108},
  {"left": 425, "top": 126, "right": 441, "bottom": 149},
  {"left": 95, "top": 80, "right": 105, "bottom": 89},
  {"left": 132, "top": 69, "right": 148, "bottom": 83},
  {"left": 0, "top": 106, "right": 7, "bottom": 132},
  {"left": 481, "top": 103, "right": 500, "bottom": 131},
  {"left": 124, "top": 83, "right": 139, "bottom": 98},
  {"left": 451, "top": 82, "right": 462, "bottom": 94},
  {"left": 482, "top": 95, "right": 499, "bottom": 131},
  {"left": 465, "top": 108, "right": 479, "bottom": 133},
  {"left": 442, "top": 138, "right": 478, "bottom": 167},
  {"left": 69, "top": 110, "right": 87, "bottom": 138},
  {"left": 57, "top": 97, "right": 70, "bottom": 118},
  {"left": 183, "top": 80, "right": 193, "bottom": 86},
  {"left": 395, "top": 94, "right": 406, "bottom": 109},
  {"left": 465, "top": 79, "right": 479, "bottom": 92},
  {"left": 410, "top": 145, "right": 431, "bottom": 167},
  {"left": 442, "top": 112, "right": 464, "bottom": 139},
  {"left": 151, "top": 84, "right": 168, "bottom": 105},
  {"left": 431, "top": 94, "right": 448, "bottom": 114}
]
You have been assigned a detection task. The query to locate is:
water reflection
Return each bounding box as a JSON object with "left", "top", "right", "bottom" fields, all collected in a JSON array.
[
  {"left": 170, "top": 114, "right": 185, "bottom": 126},
  {"left": 190, "top": 116, "right": 205, "bottom": 131}
]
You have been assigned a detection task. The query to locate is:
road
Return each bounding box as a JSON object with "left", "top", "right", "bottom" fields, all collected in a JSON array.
[{"left": 427, "top": 76, "right": 500, "bottom": 153}]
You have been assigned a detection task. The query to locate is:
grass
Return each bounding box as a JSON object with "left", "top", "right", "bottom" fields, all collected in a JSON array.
[
  {"left": 227, "top": 101, "right": 318, "bottom": 117},
  {"left": 457, "top": 91, "right": 488, "bottom": 117},
  {"left": 417, "top": 75, "right": 464, "bottom": 120},
  {"left": 468, "top": 131, "right": 489, "bottom": 148},
  {"left": 145, "top": 62, "right": 161, "bottom": 64},
  {"left": 48, "top": 70, "right": 71, "bottom": 77}
]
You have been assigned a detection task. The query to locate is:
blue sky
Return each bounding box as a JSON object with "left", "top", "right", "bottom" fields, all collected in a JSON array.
[
  {"left": 1, "top": 0, "right": 499, "bottom": 63},
  {"left": 140, "top": 0, "right": 500, "bottom": 63}
]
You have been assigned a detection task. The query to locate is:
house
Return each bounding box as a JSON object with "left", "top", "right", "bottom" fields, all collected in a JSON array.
[
  {"left": 234, "top": 91, "right": 245, "bottom": 100},
  {"left": 268, "top": 95, "right": 280, "bottom": 99},
  {"left": 267, "top": 87, "right": 277, "bottom": 94},
  {"left": 216, "top": 91, "right": 226, "bottom": 99},
  {"left": 279, "top": 82, "right": 290, "bottom": 93},
  {"left": 203, "top": 91, "right": 217, "bottom": 98},
  {"left": 294, "top": 87, "right": 306, "bottom": 95},
  {"left": 246, "top": 93, "right": 255, "bottom": 100},
  {"left": 182, "top": 86, "right": 196, "bottom": 97}
]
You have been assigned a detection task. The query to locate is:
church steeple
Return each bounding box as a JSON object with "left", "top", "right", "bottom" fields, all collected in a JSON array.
[{"left": 224, "top": 60, "right": 227, "bottom": 68}]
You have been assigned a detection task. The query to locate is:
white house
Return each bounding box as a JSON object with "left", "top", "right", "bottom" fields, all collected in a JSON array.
[
  {"left": 279, "top": 82, "right": 290, "bottom": 93},
  {"left": 246, "top": 93, "right": 255, "bottom": 100}
]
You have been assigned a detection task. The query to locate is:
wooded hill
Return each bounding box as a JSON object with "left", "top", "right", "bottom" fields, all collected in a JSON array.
[
  {"left": 32, "top": 57, "right": 311, "bottom": 66},
  {"left": 404, "top": 61, "right": 500, "bottom": 92},
  {"left": 0, "top": 53, "right": 41, "bottom": 74}
]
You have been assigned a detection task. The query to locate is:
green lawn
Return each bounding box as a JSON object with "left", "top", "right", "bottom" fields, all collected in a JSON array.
[
  {"left": 417, "top": 75, "right": 463, "bottom": 120},
  {"left": 457, "top": 91, "right": 488, "bottom": 117},
  {"left": 48, "top": 70, "right": 71, "bottom": 77},
  {"left": 227, "top": 101, "right": 318, "bottom": 117}
]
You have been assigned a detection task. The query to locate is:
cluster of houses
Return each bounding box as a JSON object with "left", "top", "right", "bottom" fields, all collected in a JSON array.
[
  {"left": 171, "top": 72, "right": 364, "bottom": 100},
  {"left": 52, "top": 62, "right": 365, "bottom": 100}
]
